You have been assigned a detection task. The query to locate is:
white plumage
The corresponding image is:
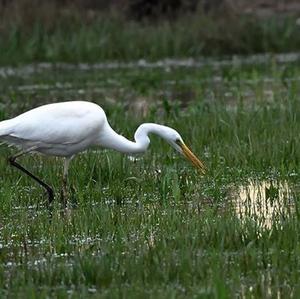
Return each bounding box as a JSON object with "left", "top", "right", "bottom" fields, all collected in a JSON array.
[
  {"left": 0, "top": 101, "right": 205, "bottom": 204},
  {"left": 0, "top": 101, "right": 107, "bottom": 156}
]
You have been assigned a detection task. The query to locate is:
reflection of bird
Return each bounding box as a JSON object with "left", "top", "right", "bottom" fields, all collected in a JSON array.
[{"left": 0, "top": 101, "right": 205, "bottom": 205}]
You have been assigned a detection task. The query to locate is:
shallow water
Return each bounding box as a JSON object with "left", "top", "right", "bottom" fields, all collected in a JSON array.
[
  {"left": 232, "top": 180, "right": 295, "bottom": 229},
  {"left": 1, "top": 52, "right": 300, "bottom": 78}
]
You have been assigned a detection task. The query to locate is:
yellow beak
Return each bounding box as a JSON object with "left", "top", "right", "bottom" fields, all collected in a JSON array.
[{"left": 179, "top": 141, "right": 206, "bottom": 174}]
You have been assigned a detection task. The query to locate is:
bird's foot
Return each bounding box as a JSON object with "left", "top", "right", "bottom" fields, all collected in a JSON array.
[{"left": 42, "top": 187, "right": 54, "bottom": 209}]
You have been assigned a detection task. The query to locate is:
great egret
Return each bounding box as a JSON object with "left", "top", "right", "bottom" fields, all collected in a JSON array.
[{"left": 0, "top": 101, "right": 205, "bottom": 205}]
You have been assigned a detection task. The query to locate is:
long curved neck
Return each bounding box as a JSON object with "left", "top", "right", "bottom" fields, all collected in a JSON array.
[{"left": 97, "top": 123, "right": 171, "bottom": 154}]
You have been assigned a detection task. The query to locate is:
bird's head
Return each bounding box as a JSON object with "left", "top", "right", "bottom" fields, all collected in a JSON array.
[{"left": 165, "top": 129, "right": 206, "bottom": 174}]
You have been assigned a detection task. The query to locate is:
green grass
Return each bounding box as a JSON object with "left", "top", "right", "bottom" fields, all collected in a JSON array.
[
  {"left": 0, "top": 13, "right": 300, "bottom": 65},
  {"left": 0, "top": 58, "right": 299, "bottom": 297}
]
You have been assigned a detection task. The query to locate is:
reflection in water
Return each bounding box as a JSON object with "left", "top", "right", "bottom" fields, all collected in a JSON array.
[
  {"left": 233, "top": 180, "right": 294, "bottom": 229},
  {"left": 1, "top": 52, "right": 300, "bottom": 78}
]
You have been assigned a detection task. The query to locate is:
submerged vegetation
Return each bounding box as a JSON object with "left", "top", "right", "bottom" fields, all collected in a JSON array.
[{"left": 0, "top": 55, "right": 299, "bottom": 297}]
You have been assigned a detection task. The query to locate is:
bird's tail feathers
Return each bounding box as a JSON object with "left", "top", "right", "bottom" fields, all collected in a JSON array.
[{"left": 0, "top": 119, "right": 14, "bottom": 137}]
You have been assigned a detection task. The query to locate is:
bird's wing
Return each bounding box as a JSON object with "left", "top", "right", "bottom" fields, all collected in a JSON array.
[{"left": 6, "top": 102, "right": 105, "bottom": 145}]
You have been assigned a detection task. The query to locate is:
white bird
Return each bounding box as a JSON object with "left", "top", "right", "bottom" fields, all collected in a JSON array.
[{"left": 0, "top": 101, "right": 206, "bottom": 205}]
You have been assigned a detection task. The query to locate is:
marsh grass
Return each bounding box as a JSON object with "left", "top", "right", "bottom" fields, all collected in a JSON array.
[
  {"left": 0, "top": 9, "right": 300, "bottom": 65},
  {"left": 0, "top": 58, "right": 299, "bottom": 297}
]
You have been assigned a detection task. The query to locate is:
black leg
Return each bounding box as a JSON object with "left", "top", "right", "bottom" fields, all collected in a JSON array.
[{"left": 8, "top": 156, "right": 54, "bottom": 205}]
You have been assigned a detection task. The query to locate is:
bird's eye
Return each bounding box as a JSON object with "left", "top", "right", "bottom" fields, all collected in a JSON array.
[{"left": 175, "top": 138, "right": 182, "bottom": 145}]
